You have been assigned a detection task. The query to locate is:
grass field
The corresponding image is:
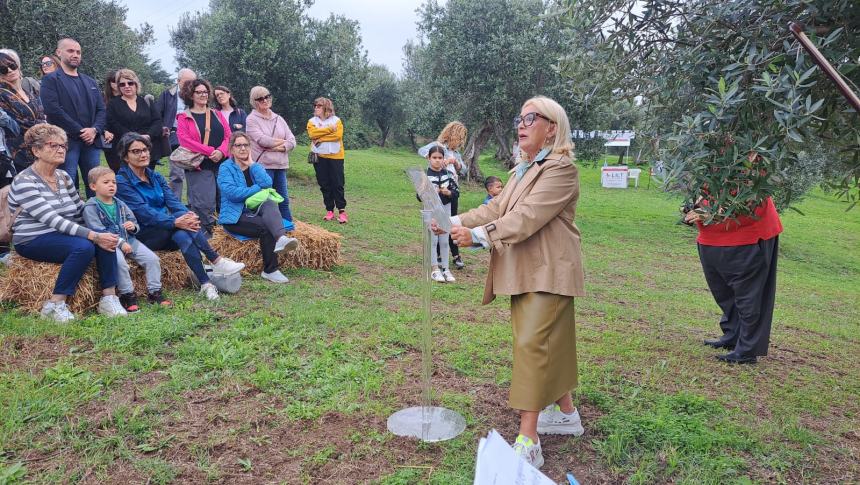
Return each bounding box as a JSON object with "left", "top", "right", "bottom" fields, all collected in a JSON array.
[{"left": 1, "top": 147, "right": 858, "bottom": 484}]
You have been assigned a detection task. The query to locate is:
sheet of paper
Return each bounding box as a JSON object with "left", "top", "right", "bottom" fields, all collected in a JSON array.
[
  {"left": 406, "top": 167, "right": 453, "bottom": 232},
  {"left": 473, "top": 430, "right": 556, "bottom": 485}
]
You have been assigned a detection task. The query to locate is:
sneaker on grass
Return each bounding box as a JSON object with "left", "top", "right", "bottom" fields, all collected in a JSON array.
[
  {"left": 119, "top": 293, "right": 140, "bottom": 313},
  {"left": 98, "top": 295, "right": 128, "bottom": 317},
  {"left": 40, "top": 301, "right": 75, "bottom": 323},
  {"left": 147, "top": 290, "right": 172, "bottom": 307},
  {"left": 200, "top": 282, "right": 220, "bottom": 300},
  {"left": 512, "top": 434, "right": 544, "bottom": 469},
  {"left": 210, "top": 257, "right": 245, "bottom": 275},
  {"left": 537, "top": 404, "right": 584, "bottom": 436},
  {"left": 431, "top": 269, "right": 446, "bottom": 283},
  {"left": 442, "top": 269, "right": 456, "bottom": 282},
  {"left": 261, "top": 270, "right": 289, "bottom": 283}
]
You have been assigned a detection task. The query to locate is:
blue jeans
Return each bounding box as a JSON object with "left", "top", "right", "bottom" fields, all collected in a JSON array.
[
  {"left": 266, "top": 169, "right": 293, "bottom": 221},
  {"left": 62, "top": 139, "right": 102, "bottom": 198},
  {"left": 137, "top": 226, "right": 218, "bottom": 284},
  {"left": 15, "top": 232, "right": 118, "bottom": 295}
]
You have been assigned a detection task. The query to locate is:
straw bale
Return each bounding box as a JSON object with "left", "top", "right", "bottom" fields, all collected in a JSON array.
[
  {"left": 128, "top": 250, "right": 191, "bottom": 292},
  {"left": 0, "top": 255, "right": 98, "bottom": 314},
  {"left": 209, "top": 220, "right": 341, "bottom": 274}
]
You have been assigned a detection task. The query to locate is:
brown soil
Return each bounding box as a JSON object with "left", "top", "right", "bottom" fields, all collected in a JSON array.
[{"left": 0, "top": 335, "right": 76, "bottom": 373}]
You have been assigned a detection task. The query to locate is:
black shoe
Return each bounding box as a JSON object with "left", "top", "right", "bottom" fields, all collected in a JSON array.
[
  {"left": 716, "top": 352, "right": 757, "bottom": 364},
  {"left": 147, "top": 290, "right": 172, "bottom": 307},
  {"left": 118, "top": 293, "right": 140, "bottom": 313},
  {"left": 703, "top": 338, "right": 735, "bottom": 350},
  {"left": 453, "top": 255, "right": 465, "bottom": 270}
]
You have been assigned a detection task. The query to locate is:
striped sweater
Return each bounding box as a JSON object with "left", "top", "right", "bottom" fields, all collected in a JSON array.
[{"left": 9, "top": 166, "right": 90, "bottom": 245}]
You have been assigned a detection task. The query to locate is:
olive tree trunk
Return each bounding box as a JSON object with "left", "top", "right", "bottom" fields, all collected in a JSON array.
[{"left": 464, "top": 120, "right": 493, "bottom": 182}]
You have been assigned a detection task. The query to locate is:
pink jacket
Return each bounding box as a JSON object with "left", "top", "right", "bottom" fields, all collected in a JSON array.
[
  {"left": 246, "top": 110, "right": 296, "bottom": 169},
  {"left": 176, "top": 109, "right": 231, "bottom": 158}
]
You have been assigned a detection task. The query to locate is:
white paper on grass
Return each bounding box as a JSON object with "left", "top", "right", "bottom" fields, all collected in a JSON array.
[
  {"left": 406, "top": 167, "right": 453, "bottom": 233},
  {"left": 473, "top": 430, "right": 555, "bottom": 485}
]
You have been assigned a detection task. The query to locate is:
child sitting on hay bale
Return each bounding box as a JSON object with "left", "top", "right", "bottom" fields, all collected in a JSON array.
[{"left": 83, "top": 167, "right": 172, "bottom": 313}]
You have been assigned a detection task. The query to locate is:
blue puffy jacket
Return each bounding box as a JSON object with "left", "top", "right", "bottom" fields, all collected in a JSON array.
[{"left": 217, "top": 158, "right": 272, "bottom": 225}]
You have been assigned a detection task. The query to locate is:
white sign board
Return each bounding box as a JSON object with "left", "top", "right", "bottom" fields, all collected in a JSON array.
[{"left": 602, "top": 166, "right": 629, "bottom": 189}]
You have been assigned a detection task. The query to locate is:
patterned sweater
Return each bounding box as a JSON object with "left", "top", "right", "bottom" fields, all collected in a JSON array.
[{"left": 8, "top": 166, "right": 90, "bottom": 245}]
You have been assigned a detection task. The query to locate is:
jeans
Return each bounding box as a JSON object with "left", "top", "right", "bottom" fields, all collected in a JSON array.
[
  {"left": 265, "top": 168, "right": 293, "bottom": 221},
  {"left": 185, "top": 168, "right": 217, "bottom": 235},
  {"left": 116, "top": 239, "right": 162, "bottom": 294},
  {"left": 15, "top": 232, "right": 118, "bottom": 295},
  {"left": 223, "top": 200, "right": 286, "bottom": 274},
  {"left": 62, "top": 139, "right": 101, "bottom": 198},
  {"left": 137, "top": 226, "right": 218, "bottom": 284}
]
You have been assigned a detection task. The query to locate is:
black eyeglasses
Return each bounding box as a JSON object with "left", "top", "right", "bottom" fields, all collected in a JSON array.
[
  {"left": 128, "top": 147, "right": 150, "bottom": 156},
  {"left": 513, "top": 112, "right": 552, "bottom": 128},
  {"left": 0, "top": 62, "right": 19, "bottom": 75},
  {"left": 43, "top": 142, "right": 68, "bottom": 151},
  {"left": 194, "top": 90, "right": 209, "bottom": 96},
  {"left": 232, "top": 143, "right": 250, "bottom": 149},
  {"left": 255, "top": 94, "right": 272, "bottom": 102},
  {"left": 118, "top": 81, "right": 136, "bottom": 87},
  {"left": 40, "top": 60, "right": 55, "bottom": 67}
]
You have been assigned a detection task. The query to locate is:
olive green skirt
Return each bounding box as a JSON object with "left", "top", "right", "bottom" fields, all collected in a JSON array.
[{"left": 509, "top": 292, "right": 578, "bottom": 411}]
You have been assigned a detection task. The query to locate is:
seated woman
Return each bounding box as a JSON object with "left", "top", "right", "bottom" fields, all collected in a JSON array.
[
  {"left": 115, "top": 133, "right": 245, "bottom": 300},
  {"left": 8, "top": 124, "right": 126, "bottom": 321},
  {"left": 217, "top": 132, "right": 298, "bottom": 284}
]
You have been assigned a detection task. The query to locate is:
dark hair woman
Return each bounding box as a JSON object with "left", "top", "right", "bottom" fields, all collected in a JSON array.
[
  {"left": 0, "top": 51, "right": 47, "bottom": 173},
  {"left": 213, "top": 85, "right": 247, "bottom": 133},
  {"left": 39, "top": 55, "right": 60, "bottom": 77}
]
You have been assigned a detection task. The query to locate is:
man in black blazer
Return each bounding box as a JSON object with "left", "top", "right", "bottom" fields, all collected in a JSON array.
[
  {"left": 41, "top": 38, "right": 109, "bottom": 198},
  {"left": 155, "top": 68, "right": 196, "bottom": 200}
]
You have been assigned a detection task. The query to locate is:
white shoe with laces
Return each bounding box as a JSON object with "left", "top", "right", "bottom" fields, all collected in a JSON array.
[
  {"left": 442, "top": 269, "right": 456, "bottom": 283},
  {"left": 98, "top": 295, "right": 128, "bottom": 317},
  {"left": 40, "top": 301, "right": 75, "bottom": 323},
  {"left": 274, "top": 236, "right": 299, "bottom": 254},
  {"left": 200, "top": 282, "right": 220, "bottom": 300},
  {"left": 512, "top": 434, "right": 544, "bottom": 469},
  {"left": 431, "top": 269, "right": 446, "bottom": 283},
  {"left": 210, "top": 257, "right": 245, "bottom": 276},
  {"left": 261, "top": 270, "right": 290, "bottom": 283},
  {"left": 537, "top": 404, "right": 585, "bottom": 436}
]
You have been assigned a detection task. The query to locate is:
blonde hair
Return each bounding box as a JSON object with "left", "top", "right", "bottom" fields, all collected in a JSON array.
[
  {"left": 314, "top": 97, "right": 335, "bottom": 118},
  {"left": 115, "top": 68, "right": 141, "bottom": 95},
  {"left": 0, "top": 48, "right": 20, "bottom": 66},
  {"left": 522, "top": 96, "right": 574, "bottom": 159},
  {"left": 87, "top": 166, "right": 114, "bottom": 185},
  {"left": 437, "top": 121, "right": 467, "bottom": 151},
  {"left": 24, "top": 124, "right": 67, "bottom": 149},
  {"left": 249, "top": 85, "right": 270, "bottom": 107}
]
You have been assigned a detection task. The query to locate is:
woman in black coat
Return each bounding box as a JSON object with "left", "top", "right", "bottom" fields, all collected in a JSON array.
[{"left": 106, "top": 69, "right": 162, "bottom": 171}]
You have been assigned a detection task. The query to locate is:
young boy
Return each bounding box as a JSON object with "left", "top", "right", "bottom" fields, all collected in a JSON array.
[
  {"left": 83, "top": 167, "right": 171, "bottom": 312},
  {"left": 483, "top": 175, "right": 503, "bottom": 205}
]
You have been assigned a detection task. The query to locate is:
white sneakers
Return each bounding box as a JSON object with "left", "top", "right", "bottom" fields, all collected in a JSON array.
[
  {"left": 431, "top": 269, "right": 446, "bottom": 283},
  {"left": 199, "top": 282, "right": 220, "bottom": 300},
  {"left": 261, "top": 270, "right": 289, "bottom": 283},
  {"left": 98, "top": 295, "right": 128, "bottom": 317},
  {"left": 512, "top": 434, "right": 544, "bottom": 469},
  {"left": 442, "top": 269, "right": 456, "bottom": 283},
  {"left": 210, "top": 257, "right": 245, "bottom": 276},
  {"left": 274, "top": 236, "right": 299, "bottom": 254},
  {"left": 537, "top": 404, "right": 585, "bottom": 436},
  {"left": 40, "top": 300, "right": 75, "bottom": 323},
  {"left": 431, "top": 268, "right": 456, "bottom": 283}
]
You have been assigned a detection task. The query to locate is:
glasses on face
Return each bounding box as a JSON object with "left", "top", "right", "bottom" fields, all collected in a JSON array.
[
  {"left": 43, "top": 142, "right": 68, "bottom": 152},
  {"left": 129, "top": 147, "right": 150, "bottom": 156},
  {"left": 255, "top": 94, "right": 272, "bottom": 102},
  {"left": 232, "top": 143, "right": 250, "bottom": 149},
  {"left": 194, "top": 90, "right": 209, "bottom": 96},
  {"left": 313, "top": 103, "right": 323, "bottom": 108},
  {"left": 40, "top": 60, "right": 55, "bottom": 67},
  {"left": 513, "top": 112, "right": 552, "bottom": 128},
  {"left": 118, "top": 81, "right": 136, "bottom": 88},
  {"left": 0, "top": 62, "right": 19, "bottom": 75}
]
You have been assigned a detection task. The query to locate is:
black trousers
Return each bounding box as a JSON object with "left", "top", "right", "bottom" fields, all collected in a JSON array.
[
  {"left": 697, "top": 236, "right": 779, "bottom": 357},
  {"left": 448, "top": 194, "right": 460, "bottom": 258},
  {"left": 222, "top": 200, "right": 286, "bottom": 274},
  {"left": 313, "top": 158, "right": 346, "bottom": 211}
]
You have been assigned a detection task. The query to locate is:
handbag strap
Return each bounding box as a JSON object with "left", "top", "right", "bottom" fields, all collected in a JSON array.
[
  {"left": 203, "top": 109, "right": 211, "bottom": 146},
  {"left": 254, "top": 115, "right": 281, "bottom": 163}
]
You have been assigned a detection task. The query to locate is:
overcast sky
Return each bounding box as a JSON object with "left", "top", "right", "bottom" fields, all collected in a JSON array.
[{"left": 121, "top": 0, "right": 429, "bottom": 79}]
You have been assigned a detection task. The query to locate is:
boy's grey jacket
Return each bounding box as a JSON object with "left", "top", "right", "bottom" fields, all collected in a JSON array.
[{"left": 82, "top": 197, "right": 139, "bottom": 246}]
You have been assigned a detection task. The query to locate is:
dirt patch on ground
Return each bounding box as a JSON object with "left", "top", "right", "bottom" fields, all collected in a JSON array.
[{"left": 0, "top": 335, "right": 77, "bottom": 373}]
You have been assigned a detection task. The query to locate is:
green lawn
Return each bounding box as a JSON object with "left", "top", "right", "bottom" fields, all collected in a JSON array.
[{"left": 1, "top": 147, "right": 858, "bottom": 484}]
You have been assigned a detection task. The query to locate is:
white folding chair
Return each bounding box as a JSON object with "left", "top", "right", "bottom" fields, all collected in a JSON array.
[{"left": 628, "top": 168, "right": 642, "bottom": 188}]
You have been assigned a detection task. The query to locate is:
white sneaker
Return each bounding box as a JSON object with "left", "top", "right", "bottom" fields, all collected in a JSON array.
[
  {"left": 431, "top": 269, "right": 446, "bottom": 283},
  {"left": 40, "top": 301, "right": 75, "bottom": 323},
  {"left": 537, "top": 404, "right": 584, "bottom": 436},
  {"left": 200, "top": 282, "right": 220, "bottom": 300},
  {"left": 442, "top": 269, "right": 456, "bottom": 283},
  {"left": 274, "top": 236, "right": 299, "bottom": 254},
  {"left": 0, "top": 253, "right": 10, "bottom": 266},
  {"left": 98, "top": 295, "right": 128, "bottom": 317},
  {"left": 512, "top": 434, "right": 544, "bottom": 469},
  {"left": 210, "top": 257, "right": 245, "bottom": 276},
  {"left": 261, "top": 270, "right": 289, "bottom": 283}
]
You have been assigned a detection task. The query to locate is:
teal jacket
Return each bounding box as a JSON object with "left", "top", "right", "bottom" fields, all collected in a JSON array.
[{"left": 217, "top": 158, "right": 272, "bottom": 225}]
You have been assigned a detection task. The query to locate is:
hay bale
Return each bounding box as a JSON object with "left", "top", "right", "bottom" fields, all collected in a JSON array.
[
  {"left": 128, "top": 250, "right": 190, "bottom": 293},
  {"left": 209, "top": 220, "right": 341, "bottom": 274},
  {"left": 0, "top": 255, "right": 98, "bottom": 314}
]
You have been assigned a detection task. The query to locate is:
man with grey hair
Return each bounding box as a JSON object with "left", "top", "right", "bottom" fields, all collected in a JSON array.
[{"left": 155, "top": 68, "right": 196, "bottom": 199}]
